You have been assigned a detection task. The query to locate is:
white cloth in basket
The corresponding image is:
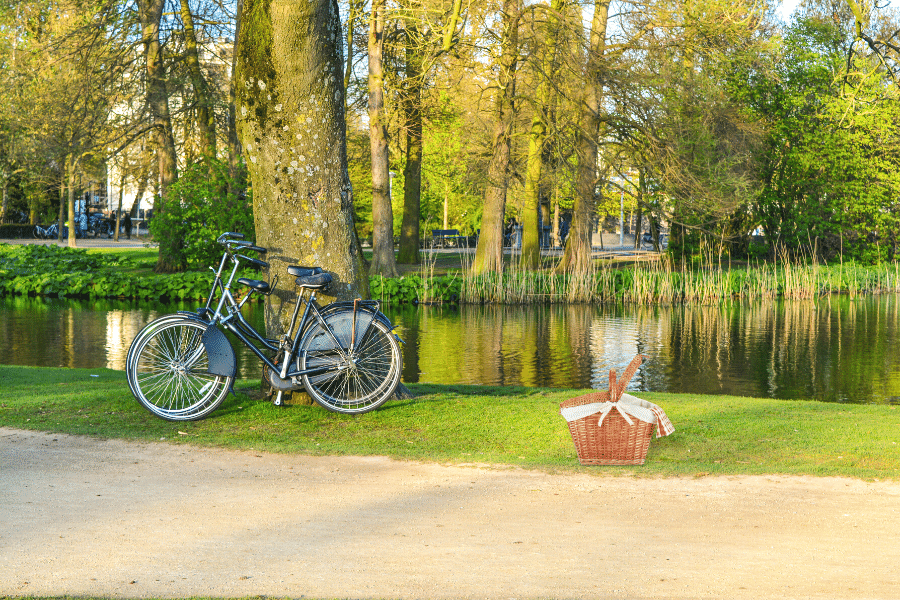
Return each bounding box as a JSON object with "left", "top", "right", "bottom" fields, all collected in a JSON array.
[{"left": 560, "top": 393, "right": 675, "bottom": 438}]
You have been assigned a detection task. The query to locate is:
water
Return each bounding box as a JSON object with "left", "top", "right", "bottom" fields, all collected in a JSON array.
[{"left": 2, "top": 294, "right": 900, "bottom": 403}]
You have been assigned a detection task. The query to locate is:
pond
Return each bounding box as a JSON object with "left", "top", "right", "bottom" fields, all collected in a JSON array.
[{"left": 2, "top": 294, "right": 899, "bottom": 403}]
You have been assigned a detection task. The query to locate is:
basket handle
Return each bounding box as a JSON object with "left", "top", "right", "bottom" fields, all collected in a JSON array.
[{"left": 614, "top": 354, "right": 646, "bottom": 400}]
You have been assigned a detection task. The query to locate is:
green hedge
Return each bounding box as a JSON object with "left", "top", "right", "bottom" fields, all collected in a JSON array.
[
  {"left": 0, "top": 244, "right": 461, "bottom": 304},
  {"left": 0, "top": 224, "right": 36, "bottom": 239}
]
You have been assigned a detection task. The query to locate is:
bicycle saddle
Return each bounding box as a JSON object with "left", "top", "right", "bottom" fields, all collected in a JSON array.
[
  {"left": 286, "top": 265, "right": 323, "bottom": 277},
  {"left": 237, "top": 278, "right": 271, "bottom": 294},
  {"left": 295, "top": 272, "right": 332, "bottom": 290}
]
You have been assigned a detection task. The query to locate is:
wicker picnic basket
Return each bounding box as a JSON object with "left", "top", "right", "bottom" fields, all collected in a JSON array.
[{"left": 560, "top": 355, "right": 658, "bottom": 465}]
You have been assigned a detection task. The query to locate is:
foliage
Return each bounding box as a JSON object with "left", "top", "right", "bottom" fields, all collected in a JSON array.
[
  {"left": 0, "top": 244, "right": 260, "bottom": 301},
  {"left": 751, "top": 16, "right": 900, "bottom": 264},
  {"left": 4, "top": 364, "right": 900, "bottom": 479},
  {"left": 0, "top": 224, "right": 35, "bottom": 239},
  {"left": 148, "top": 158, "right": 255, "bottom": 269}
]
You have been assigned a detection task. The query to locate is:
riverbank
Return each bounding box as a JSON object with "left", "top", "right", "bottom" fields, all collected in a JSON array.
[
  {"left": 2, "top": 364, "right": 899, "bottom": 479},
  {"left": 5, "top": 241, "right": 900, "bottom": 305}
]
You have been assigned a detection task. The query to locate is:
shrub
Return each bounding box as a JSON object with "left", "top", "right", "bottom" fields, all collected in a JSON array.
[
  {"left": 0, "top": 224, "right": 36, "bottom": 239},
  {"left": 149, "top": 158, "right": 254, "bottom": 269}
]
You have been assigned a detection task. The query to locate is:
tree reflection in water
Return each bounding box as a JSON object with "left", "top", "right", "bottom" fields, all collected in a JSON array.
[{"left": 1, "top": 294, "right": 898, "bottom": 403}]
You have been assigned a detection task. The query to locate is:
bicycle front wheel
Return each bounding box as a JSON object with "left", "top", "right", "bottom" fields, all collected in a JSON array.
[
  {"left": 128, "top": 319, "right": 231, "bottom": 421},
  {"left": 126, "top": 313, "right": 210, "bottom": 395},
  {"left": 297, "top": 310, "right": 401, "bottom": 414}
]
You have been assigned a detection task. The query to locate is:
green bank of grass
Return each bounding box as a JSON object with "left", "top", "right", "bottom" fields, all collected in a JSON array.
[{"left": 2, "top": 364, "right": 899, "bottom": 480}]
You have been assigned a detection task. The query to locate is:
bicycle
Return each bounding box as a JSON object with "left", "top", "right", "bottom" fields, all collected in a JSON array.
[
  {"left": 33, "top": 223, "right": 66, "bottom": 239},
  {"left": 125, "top": 232, "right": 403, "bottom": 421}
]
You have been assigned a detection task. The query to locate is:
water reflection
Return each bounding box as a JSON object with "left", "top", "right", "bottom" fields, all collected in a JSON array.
[{"left": 2, "top": 294, "right": 900, "bottom": 403}]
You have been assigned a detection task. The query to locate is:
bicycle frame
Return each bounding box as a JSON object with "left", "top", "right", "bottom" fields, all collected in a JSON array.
[{"left": 199, "top": 237, "right": 367, "bottom": 387}]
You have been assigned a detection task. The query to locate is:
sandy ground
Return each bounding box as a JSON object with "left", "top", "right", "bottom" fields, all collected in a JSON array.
[{"left": 1, "top": 427, "right": 898, "bottom": 600}]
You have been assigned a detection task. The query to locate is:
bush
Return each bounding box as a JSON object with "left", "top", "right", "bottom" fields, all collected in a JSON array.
[
  {"left": 149, "top": 158, "right": 254, "bottom": 269},
  {"left": 0, "top": 224, "right": 36, "bottom": 239}
]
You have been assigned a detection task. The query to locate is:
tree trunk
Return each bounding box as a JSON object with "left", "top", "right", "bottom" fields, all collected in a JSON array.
[
  {"left": 227, "top": 0, "right": 248, "bottom": 202},
  {"left": 129, "top": 162, "right": 148, "bottom": 218},
  {"left": 520, "top": 0, "right": 564, "bottom": 269},
  {"left": 140, "top": 0, "right": 183, "bottom": 272},
  {"left": 472, "top": 0, "right": 520, "bottom": 275},
  {"left": 558, "top": 0, "right": 610, "bottom": 276},
  {"left": 179, "top": 0, "right": 217, "bottom": 159},
  {"left": 397, "top": 31, "right": 423, "bottom": 265},
  {"left": 66, "top": 155, "right": 77, "bottom": 248},
  {"left": 367, "top": 0, "right": 399, "bottom": 277},
  {"left": 0, "top": 175, "right": 8, "bottom": 224},
  {"left": 57, "top": 172, "right": 66, "bottom": 243},
  {"left": 235, "top": 0, "right": 368, "bottom": 336}
]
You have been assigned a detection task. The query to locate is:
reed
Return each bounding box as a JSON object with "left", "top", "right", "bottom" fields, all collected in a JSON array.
[{"left": 420, "top": 250, "right": 900, "bottom": 306}]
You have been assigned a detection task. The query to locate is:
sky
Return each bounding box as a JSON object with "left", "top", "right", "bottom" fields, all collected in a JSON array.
[{"left": 777, "top": 0, "right": 801, "bottom": 22}]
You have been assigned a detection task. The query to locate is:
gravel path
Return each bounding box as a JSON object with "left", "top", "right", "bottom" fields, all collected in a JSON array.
[{"left": 1, "top": 427, "right": 898, "bottom": 599}]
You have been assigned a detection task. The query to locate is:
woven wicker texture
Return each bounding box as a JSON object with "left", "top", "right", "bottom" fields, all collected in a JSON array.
[{"left": 560, "top": 354, "right": 653, "bottom": 465}]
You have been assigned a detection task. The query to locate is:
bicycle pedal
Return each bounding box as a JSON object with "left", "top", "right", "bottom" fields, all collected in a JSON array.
[{"left": 273, "top": 390, "right": 285, "bottom": 406}]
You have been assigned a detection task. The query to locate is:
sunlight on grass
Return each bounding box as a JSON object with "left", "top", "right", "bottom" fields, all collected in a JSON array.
[{"left": 2, "top": 365, "right": 899, "bottom": 480}]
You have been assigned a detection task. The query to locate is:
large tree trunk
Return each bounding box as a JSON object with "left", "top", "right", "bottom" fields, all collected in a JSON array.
[
  {"left": 520, "top": 0, "right": 564, "bottom": 269},
  {"left": 179, "top": 0, "right": 217, "bottom": 159},
  {"left": 397, "top": 30, "right": 422, "bottom": 265},
  {"left": 367, "top": 0, "right": 399, "bottom": 277},
  {"left": 235, "top": 0, "right": 368, "bottom": 336},
  {"left": 472, "top": 0, "right": 520, "bottom": 275},
  {"left": 140, "top": 0, "right": 183, "bottom": 272},
  {"left": 558, "top": 0, "right": 610, "bottom": 276}
]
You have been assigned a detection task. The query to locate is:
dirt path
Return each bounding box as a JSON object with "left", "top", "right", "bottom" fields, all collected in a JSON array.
[{"left": 1, "top": 427, "right": 898, "bottom": 599}]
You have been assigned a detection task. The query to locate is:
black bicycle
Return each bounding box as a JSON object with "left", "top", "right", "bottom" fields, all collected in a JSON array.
[{"left": 125, "top": 232, "right": 402, "bottom": 421}]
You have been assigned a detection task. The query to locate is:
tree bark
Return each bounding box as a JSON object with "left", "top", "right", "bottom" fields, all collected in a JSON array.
[
  {"left": 472, "top": 0, "right": 520, "bottom": 275},
  {"left": 66, "top": 154, "right": 77, "bottom": 248},
  {"left": 57, "top": 172, "right": 66, "bottom": 243},
  {"left": 235, "top": 0, "right": 368, "bottom": 336},
  {"left": 179, "top": 0, "right": 217, "bottom": 159},
  {"left": 140, "top": 0, "right": 183, "bottom": 272},
  {"left": 397, "top": 29, "right": 423, "bottom": 265},
  {"left": 521, "top": 0, "right": 565, "bottom": 269},
  {"left": 367, "top": 0, "right": 399, "bottom": 277},
  {"left": 558, "top": 0, "right": 610, "bottom": 276},
  {"left": 0, "top": 176, "right": 8, "bottom": 224}
]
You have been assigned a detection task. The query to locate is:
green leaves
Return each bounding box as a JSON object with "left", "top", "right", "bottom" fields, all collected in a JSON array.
[{"left": 0, "top": 245, "right": 259, "bottom": 301}]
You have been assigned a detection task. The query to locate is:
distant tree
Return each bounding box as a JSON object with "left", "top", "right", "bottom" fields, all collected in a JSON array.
[
  {"left": 367, "top": 0, "right": 399, "bottom": 276},
  {"left": 472, "top": 0, "right": 521, "bottom": 275}
]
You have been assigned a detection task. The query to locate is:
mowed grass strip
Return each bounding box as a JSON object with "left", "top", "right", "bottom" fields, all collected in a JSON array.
[{"left": 2, "top": 365, "right": 899, "bottom": 479}]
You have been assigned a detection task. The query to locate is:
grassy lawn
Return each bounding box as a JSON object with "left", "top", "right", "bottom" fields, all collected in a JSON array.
[{"left": 2, "top": 364, "right": 898, "bottom": 480}]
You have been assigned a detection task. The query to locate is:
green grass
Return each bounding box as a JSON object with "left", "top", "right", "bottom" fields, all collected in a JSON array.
[{"left": 2, "top": 364, "right": 899, "bottom": 480}]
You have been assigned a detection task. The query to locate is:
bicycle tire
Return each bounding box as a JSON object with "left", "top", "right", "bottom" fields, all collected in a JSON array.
[
  {"left": 128, "top": 318, "right": 231, "bottom": 421},
  {"left": 297, "top": 310, "right": 401, "bottom": 414},
  {"left": 125, "top": 312, "right": 210, "bottom": 395}
]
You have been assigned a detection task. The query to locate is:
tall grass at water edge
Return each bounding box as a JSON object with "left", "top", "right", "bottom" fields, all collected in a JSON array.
[{"left": 453, "top": 254, "right": 900, "bottom": 305}]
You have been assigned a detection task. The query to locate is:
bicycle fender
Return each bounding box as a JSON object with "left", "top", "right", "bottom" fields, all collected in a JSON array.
[{"left": 201, "top": 324, "right": 236, "bottom": 378}]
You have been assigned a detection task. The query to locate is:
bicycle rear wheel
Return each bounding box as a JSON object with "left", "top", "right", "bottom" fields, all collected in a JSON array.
[
  {"left": 297, "top": 310, "right": 401, "bottom": 414},
  {"left": 128, "top": 319, "right": 231, "bottom": 421}
]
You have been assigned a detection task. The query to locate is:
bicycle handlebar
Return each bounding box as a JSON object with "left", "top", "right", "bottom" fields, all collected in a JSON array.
[
  {"left": 217, "top": 231, "right": 245, "bottom": 243},
  {"left": 236, "top": 254, "right": 269, "bottom": 270}
]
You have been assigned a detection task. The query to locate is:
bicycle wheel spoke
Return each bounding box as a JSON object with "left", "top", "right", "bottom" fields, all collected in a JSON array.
[
  {"left": 300, "top": 313, "right": 400, "bottom": 414},
  {"left": 128, "top": 319, "right": 231, "bottom": 421}
]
